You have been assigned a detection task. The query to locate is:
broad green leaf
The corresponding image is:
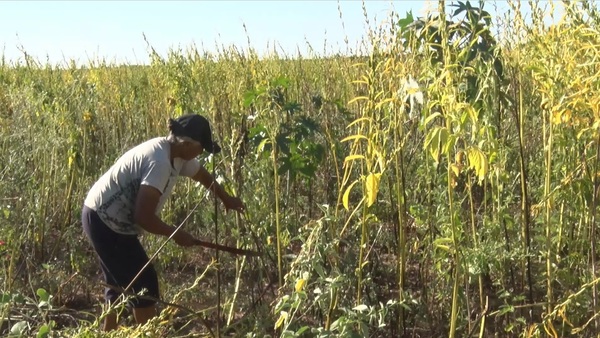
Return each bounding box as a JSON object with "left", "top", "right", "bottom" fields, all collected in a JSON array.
[
  {"left": 442, "top": 134, "right": 456, "bottom": 155},
  {"left": 37, "top": 323, "right": 51, "bottom": 338},
  {"left": 242, "top": 90, "right": 258, "bottom": 108},
  {"left": 424, "top": 126, "right": 449, "bottom": 162},
  {"left": 37, "top": 288, "right": 49, "bottom": 302},
  {"left": 365, "top": 173, "right": 382, "bottom": 207},
  {"left": 343, "top": 180, "right": 360, "bottom": 211}
]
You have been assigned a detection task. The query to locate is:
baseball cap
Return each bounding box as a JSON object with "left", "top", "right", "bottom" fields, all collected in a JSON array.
[{"left": 168, "top": 114, "right": 221, "bottom": 154}]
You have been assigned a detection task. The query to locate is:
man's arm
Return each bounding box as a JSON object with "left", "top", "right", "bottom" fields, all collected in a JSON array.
[
  {"left": 134, "top": 185, "right": 195, "bottom": 246},
  {"left": 191, "top": 166, "right": 245, "bottom": 212},
  {"left": 191, "top": 166, "right": 229, "bottom": 202}
]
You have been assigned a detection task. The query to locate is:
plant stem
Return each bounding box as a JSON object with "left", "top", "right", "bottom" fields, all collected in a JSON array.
[
  {"left": 591, "top": 131, "right": 600, "bottom": 330},
  {"left": 272, "top": 145, "right": 283, "bottom": 288},
  {"left": 517, "top": 77, "right": 534, "bottom": 305},
  {"left": 544, "top": 100, "right": 554, "bottom": 310}
]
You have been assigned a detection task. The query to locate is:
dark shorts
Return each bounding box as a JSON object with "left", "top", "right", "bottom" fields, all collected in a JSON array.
[{"left": 81, "top": 205, "right": 159, "bottom": 308}]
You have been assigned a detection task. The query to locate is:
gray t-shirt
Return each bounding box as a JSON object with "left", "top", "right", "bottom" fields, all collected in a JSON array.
[{"left": 84, "top": 137, "right": 200, "bottom": 235}]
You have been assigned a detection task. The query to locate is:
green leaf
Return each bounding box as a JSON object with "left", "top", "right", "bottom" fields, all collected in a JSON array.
[
  {"left": 256, "top": 138, "right": 270, "bottom": 154},
  {"left": 36, "top": 288, "right": 49, "bottom": 302},
  {"left": 296, "top": 326, "right": 309, "bottom": 335},
  {"left": 37, "top": 323, "right": 51, "bottom": 338},
  {"left": 242, "top": 90, "right": 258, "bottom": 108},
  {"left": 424, "top": 126, "right": 449, "bottom": 163},
  {"left": 11, "top": 321, "right": 27, "bottom": 335},
  {"left": 497, "top": 304, "right": 514, "bottom": 316},
  {"left": 271, "top": 76, "right": 290, "bottom": 88},
  {"left": 397, "top": 10, "right": 414, "bottom": 32},
  {"left": 0, "top": 294, "right": 11, "bottom": 304},
  {"left": 434, "top": 237, "right": 453, "bottom": 251}
]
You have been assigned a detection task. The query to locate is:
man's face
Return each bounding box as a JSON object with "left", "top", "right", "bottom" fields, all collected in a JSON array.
[{"left": 181, "top": 141, "right": 204, "bottom": 160}]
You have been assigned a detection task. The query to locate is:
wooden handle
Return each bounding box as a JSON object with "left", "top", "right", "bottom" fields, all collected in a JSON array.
[{"left": 192, "top": 239, "right": 260, "bottom": 257}]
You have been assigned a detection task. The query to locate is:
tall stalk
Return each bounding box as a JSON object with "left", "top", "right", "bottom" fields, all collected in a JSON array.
[
  {"left": 516, "top": 76, "right": 534, "bottom": 305},
  {"left": 272, "top": 144, "right": 283, "bottom": 288},
  {"left": 543, "top": 101, "right": 554, "bottom": 309},
  {"left": 436, "top": 1, "right": 460, "bottom": 336},
  {"left": 590, "top": 132, "right": 600, "bottom": 330},
  {"left": 467, "top": 172, "right": 484, "bottom": 310},
  {"left": 446, "top": 122, "right": 460, "bottom": 338},
  {"left": 356, "top": 201, "right": 368, "bottom": 304},
  {"left": 393, "top": 122, "right": 408, "bottom": 333}
]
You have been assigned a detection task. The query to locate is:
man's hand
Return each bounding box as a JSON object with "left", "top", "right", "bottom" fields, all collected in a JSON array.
[
  {"left": 173, "top": 229, "right": 197, "bottom": 247},
  {"left": 223, "top": 195, "right": 245, "bottom": 213},
  {"left": 192, "top": 167, "right": 245, "bottom": 213}
]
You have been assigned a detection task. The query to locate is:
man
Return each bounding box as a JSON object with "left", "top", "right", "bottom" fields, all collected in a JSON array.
[{"left": 81, "top": 113, "right": 244, "bottom": 331}]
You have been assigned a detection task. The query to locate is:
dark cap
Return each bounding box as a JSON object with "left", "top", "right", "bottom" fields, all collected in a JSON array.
[{"left": 168, "top": 114, "right": 221, "bottom": 154}]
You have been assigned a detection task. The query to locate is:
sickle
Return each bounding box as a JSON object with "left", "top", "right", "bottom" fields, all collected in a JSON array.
[{"left": 192, "top": 239, "right": 261, "bottom": 257}]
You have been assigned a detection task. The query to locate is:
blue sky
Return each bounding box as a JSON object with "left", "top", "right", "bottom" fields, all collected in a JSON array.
[{"left": 0, "top": 1, "right": 551, "bottom": 66}]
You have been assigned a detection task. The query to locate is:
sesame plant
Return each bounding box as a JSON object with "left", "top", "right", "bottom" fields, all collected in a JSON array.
[{"left": 3, "top": 1, "right": 600, "bottom": 337}]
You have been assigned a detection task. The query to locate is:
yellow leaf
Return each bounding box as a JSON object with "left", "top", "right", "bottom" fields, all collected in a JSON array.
[
  {"left": 346, "top": 117, "right": 372, "bottom": 128},
  {"left": 274, "top": 311, "right": 288, "bottom": 329},
  {"left": 467, "top": 147, "right": 488, "bottom": 182},
  {"left": 343, "top": 180, "right": 360, "bottom": 211},
  {"left": 423, "top": 112, "right": 442, "bottom": 126},
  {"left": 344, "top": 154, "right": 365, "bottom": 163},
  {"left": 295, "top": 278, "right": 306, "bottom": 292},
  {"left": 341, "top": 134, "right": 368, "bottom": 143},
  {"left": 450, "top": 163, "right": 460, "bottom": 178},
  {"left": 257, "top": 138, "right": 270, "bottom": 153},
  {"left": 551, "top": 110, "right": 562, "bottom": 125},
  {"left": 365, "top": 173, "right": 382, "bottom": 207},
  {"left": 348, "top": 96, "right": 369, "bottom": 104}
]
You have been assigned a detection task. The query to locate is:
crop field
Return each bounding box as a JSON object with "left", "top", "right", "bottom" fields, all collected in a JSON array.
[{"left": 2, "top": 1, "right": 600, "bottom": 337}]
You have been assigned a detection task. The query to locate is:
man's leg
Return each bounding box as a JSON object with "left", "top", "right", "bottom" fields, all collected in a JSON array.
[
  {"left": 133, "top": 305, "right": 157, "bottom": 325},
  {"left": 103, "top": 312, "right": 118, "bottom": 331},
  {"left": 82, "top": 206, "right": 159, "bottom": 329},
  {"left": 82, "top": 206, "right": 122, "bottom": 332}
]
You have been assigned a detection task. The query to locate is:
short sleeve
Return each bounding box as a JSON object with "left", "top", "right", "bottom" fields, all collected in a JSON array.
[
  {"left": 180, "top": 159, "right": 201, "bottom": 178},
  {"left": 141, "top": 161, "right": 171, "bottom": 193}
]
